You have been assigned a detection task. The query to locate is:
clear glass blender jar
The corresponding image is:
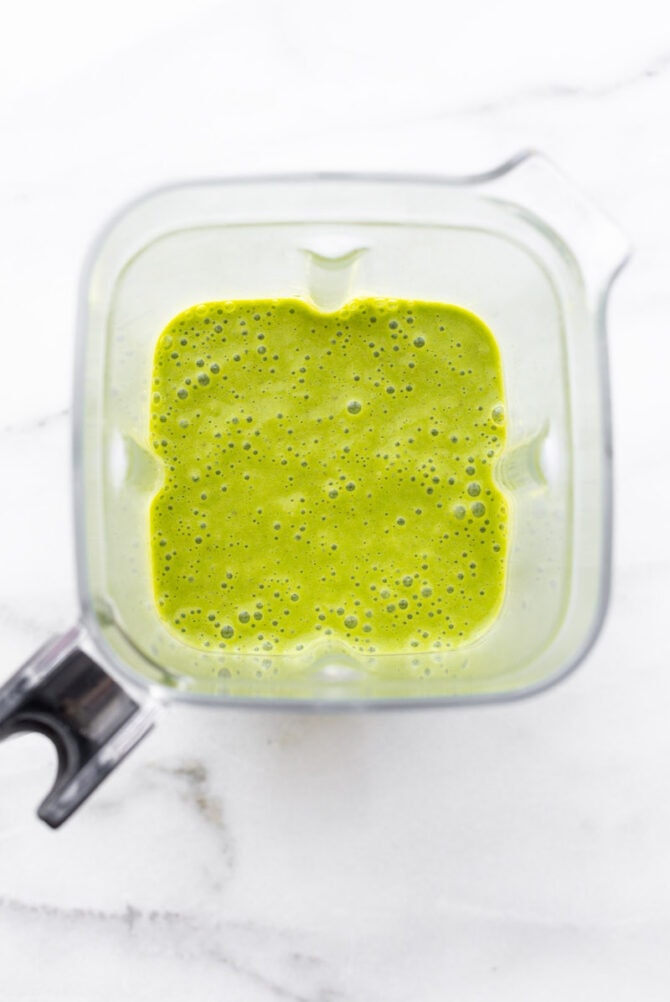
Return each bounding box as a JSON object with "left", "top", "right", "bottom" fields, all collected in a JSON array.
[{"left": 0, "top": 152, "right": 630, "bottom": 825}]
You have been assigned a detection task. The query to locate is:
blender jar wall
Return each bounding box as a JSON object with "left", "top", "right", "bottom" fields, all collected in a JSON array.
[{"left": 75, "top": 162, "right": 624, "bottom": 703}]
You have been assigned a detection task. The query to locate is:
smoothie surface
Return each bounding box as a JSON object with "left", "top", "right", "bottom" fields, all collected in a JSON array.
[{"left": 149, "top": 298, "right": 508, "bottom": 659}]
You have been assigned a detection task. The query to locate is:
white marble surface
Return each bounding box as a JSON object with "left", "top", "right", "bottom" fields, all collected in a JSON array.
[{"left": 1, "top": 0, "right": 670, "bottom": 997}]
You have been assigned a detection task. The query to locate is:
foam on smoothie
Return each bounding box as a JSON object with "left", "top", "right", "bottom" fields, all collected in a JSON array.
[{"left": 149, "top": 298, "right": 508, "bottom": 658}]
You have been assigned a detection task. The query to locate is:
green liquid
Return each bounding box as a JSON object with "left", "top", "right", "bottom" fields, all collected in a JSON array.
[{"left": 149, "top": 298, "right": 508, "bottom": 660}]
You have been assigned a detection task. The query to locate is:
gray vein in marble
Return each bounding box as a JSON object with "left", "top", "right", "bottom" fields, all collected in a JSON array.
[
  {"left": 427, "top": 49, "right": 670, "bottom": 119},
  {"left": 3, "top": 890, "right": 668, "bottom": 936},
  {"left": 0, "top": 895, "right": 344, "bottom": 1002},
  {"left": 0, "top": 408, "right": 69, "bottom": 437},
  {"left": 0, "top": 602, "right": 56, "bottom": 641},
  {"left": 147, "top": 759, "right": 236, "bottom": 870}
]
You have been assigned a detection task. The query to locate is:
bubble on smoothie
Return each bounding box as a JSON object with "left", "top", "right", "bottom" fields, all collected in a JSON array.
[
  {"left": 467, "top": 482, "right": 481, "bottom": 497},
  {"left": 347, "top": 400, "right": 362, "bottom": 414}
]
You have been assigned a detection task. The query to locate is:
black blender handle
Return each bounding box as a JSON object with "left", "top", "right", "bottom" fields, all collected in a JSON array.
[{"left": 0, "top": 627, "right": 155, "bottom": 827}]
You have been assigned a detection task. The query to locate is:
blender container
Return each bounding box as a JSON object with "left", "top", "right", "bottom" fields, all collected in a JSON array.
[{"left": 0, "top": 152, "right": 630, "bottom": 825}]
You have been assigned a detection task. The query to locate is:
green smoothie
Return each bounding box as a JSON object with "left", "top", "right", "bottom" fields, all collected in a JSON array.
[{"left": 149, "top": 298, "right": 508, "bottom": 659}]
